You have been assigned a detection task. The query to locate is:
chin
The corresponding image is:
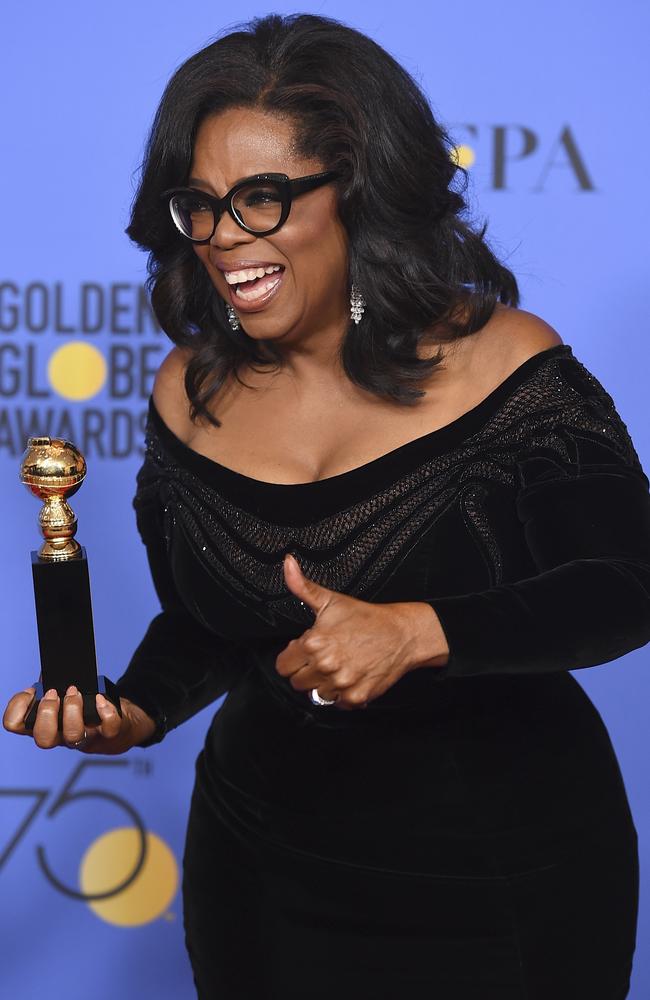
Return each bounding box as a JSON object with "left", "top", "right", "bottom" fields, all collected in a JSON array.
[{"left": 239, "top": 312, "right": 303, "bottom": 339}]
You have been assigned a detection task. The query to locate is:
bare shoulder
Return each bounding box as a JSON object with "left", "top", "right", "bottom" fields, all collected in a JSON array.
[
  {"left": 492, "top": 305, "right": 564, "bottom": 371},
  {"left": 461, "top": 304, "right": 564, "bottom": 390},
  {"left": 151, "top": 346, "right": 195, "bottom": 440}
]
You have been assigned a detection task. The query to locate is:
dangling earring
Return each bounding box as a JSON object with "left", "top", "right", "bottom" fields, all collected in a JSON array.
[
  {"left": 350, "top": 283, "right": 366, "bottom": 325},
  {"left": 226, "top": 303, "right": 241, "bottom": 331}
]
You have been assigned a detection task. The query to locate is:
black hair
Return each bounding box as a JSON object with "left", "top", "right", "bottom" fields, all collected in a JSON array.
[{"left": 127, "top": 12, "right": 520, "bottom": 424}]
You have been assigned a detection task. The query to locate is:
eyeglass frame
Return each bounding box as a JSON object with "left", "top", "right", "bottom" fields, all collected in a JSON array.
[{"left": 162, "top": 170, "right": 340, "bottom": 242}]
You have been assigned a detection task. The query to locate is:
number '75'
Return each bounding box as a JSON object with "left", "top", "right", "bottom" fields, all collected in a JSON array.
[{"left": 0, "top": 759, "right": 147, "bottom": 900}]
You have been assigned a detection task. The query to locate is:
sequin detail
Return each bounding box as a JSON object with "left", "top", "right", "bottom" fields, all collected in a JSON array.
[{"left": 135, "top": 353, "right": 644, "bottom": 625}]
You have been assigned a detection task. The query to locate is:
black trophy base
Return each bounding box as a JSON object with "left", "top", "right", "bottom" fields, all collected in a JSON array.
[
  {"left": 24, "top": 675, "right": 123, "bottom": 732},
  {"left": 25, "top": 545, "right": 122, "bottom": 732}
]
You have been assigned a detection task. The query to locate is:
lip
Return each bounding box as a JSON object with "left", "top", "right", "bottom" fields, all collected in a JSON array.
[{"left": 227, "top": 269, "right": 285, "bottom": 313}]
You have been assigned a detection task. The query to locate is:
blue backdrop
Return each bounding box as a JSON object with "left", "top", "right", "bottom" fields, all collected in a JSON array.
[{"left": 2, "top": 2, "right": 649, "bottom": 996}]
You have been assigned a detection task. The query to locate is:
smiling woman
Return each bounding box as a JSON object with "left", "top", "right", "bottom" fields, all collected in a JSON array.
[
  {"left": 180, "top": 107, "right": 349, "bottom": 343},
  {"left": 6, "top": 11, "right": 649, "bottom": 1000},
  {"left": 125, "top": 14, "right": 518, "bottom": 425}
]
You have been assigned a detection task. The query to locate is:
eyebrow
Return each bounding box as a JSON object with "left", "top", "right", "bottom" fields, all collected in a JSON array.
[
  {"left": 187, "top": 173, "right": 276, "bottom": 194},
  {"left": 188, "top": 177, "right": 218, "bottom": 193}
]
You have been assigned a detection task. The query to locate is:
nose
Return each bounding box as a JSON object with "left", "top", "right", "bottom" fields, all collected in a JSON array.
[{"left": 209, "top": 207, "right": 256, "bottom": 249}]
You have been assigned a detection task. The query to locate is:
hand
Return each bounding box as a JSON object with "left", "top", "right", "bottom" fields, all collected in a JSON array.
[
  {"left": 275, "top": 553, "right": 448, "bottom": 710},
  {"left": 3, "top": 684, "right": 157, "bottom": 754}
]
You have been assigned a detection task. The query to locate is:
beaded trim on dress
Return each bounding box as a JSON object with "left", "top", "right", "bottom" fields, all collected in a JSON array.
[{"left": 135, "top": 349, "right": 643, "bottom": 626}]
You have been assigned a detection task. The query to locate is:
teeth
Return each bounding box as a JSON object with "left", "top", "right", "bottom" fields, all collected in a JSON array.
[
  {"left": 235, "top": 275, "right": 282, "bottom": 302},
  {"left": 224, "top": 264, "right": 282, "bottom": 285}
]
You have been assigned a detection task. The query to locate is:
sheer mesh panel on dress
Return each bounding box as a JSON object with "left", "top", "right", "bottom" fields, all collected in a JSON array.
[{"left": 135, "top": 352, "right": 643, "bottom": 626}]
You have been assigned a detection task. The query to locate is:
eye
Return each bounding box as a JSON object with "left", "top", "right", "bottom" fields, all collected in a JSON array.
[
  {"left": 242, "top": 186, "right": 281, "bottom": 207},
  {"left": 170, "top": 192, "right": 215, "bottom": 240},
  {"left": 230, "top": 182, "right": 284, "bottom": 232},
  {"left": 185, "top": 196, "right": 211, "bottom": 215}
]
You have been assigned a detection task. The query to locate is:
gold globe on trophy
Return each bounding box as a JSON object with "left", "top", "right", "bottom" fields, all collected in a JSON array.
[
  {"left": 20, "top": 436, "right": 87, "bottom": 561},
  {"left": 20, "top": 436, "right": 122, "bottom": 731}
]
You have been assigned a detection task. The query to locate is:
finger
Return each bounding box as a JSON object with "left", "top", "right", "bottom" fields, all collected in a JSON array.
[
  {"left": 334, "top": 690, "right": 371, "bottom": 712},
  {"left": 283, "top": 554, "right": 333, "bottom": 616},
  {"left": 32, "top": 688, "right": 61, "bottom": 749},
  {"left": 289, "top": 660, "right": 345, "bottom": 694},
  {"left": 288, "top": 662, "right": 320, "bottom": 691},
  {"left": 275, "top": 639, "right": 312, "bottom": 678},
  {"left": 305, "top": 680, "right": 344, "bottom": 707},
  {"left": 294, "top": 661, "right": 359, "bottom": 698},
  {"left": 94, "top": 693, "right": 122, "bottom": 740},
  {"left": 274, "top": 639, "right": 294, "bottom": 677},
  {"left": 62, "top": 685, "right": 87, "bottom": 747},
  {"left": 3, "top": 687, "right": 37, "bottom": 734}
]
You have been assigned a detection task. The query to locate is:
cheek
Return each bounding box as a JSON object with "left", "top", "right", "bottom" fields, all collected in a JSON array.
[
  {"left": 283, "top": 220, "right": 348, "bottom": 293},
  {"left": 193, "top": 247, "right": 224, "bottom": 291}
]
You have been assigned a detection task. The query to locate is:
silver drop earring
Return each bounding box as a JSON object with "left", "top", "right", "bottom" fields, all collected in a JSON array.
[
  {"left": 350, "top": 283, "right": 366, "bottom": 324},
  {"left": 226, "top": 303, "right": 241, "bottom": 331}
]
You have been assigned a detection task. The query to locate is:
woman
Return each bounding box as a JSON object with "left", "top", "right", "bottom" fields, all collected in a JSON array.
[{"left": 4, "top": 13, "right": 650, "bottom": 999}]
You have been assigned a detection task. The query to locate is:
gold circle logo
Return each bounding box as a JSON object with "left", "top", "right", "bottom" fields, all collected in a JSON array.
[
  {"left": 79, "top": 828, "right": 178, "bottom": 926},
  {"left": 48, "top": 342, "right": 107, "bottom": 401},
  {"left": 450, "top": 144, "right": 476, "bottom": 170}
]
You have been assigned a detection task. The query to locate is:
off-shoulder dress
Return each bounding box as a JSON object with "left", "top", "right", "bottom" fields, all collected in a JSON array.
[{"left": 116, "top": 343, "right": 650, "bottom": 1000}]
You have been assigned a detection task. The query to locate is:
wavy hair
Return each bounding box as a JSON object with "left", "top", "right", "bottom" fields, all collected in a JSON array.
[{"left": 127, "top": 12, "right": 519, "bottom": 424}]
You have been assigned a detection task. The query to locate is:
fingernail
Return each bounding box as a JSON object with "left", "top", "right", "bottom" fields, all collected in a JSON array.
[
  {"left": 44, "top": 688, "right": 58, "bottom": 699},
  {"left": 96, "top": 693, "right": 107, "bottom": 708},
  {"left": 66, "top": 685, "right": 79, "bottom": 696}
]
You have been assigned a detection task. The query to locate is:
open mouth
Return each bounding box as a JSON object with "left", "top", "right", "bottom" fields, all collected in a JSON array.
[{"left": 226, "top": 265, "right": 285, "bottom": 304}]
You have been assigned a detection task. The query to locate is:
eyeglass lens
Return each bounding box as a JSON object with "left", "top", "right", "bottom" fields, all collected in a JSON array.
[{"left": 171, "top": 181, "right": 284, "bottom": 239}]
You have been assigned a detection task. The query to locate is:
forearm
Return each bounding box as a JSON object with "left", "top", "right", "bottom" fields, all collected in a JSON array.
[
  {"left": 425, "top": 556, "right": 650, "bottom": 679},
  {"left": 115, "top": 609, "right": 245, "bottom": 744}
]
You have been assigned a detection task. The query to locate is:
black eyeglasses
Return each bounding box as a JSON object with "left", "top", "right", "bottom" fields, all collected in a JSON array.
[{"left": 162, "top": 170, "right": 339, "bottom": 242}]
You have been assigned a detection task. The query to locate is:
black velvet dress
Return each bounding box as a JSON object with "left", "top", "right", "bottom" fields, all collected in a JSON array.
[{"left": 116, "top": 343, "right": 650, "bottom": 1000}]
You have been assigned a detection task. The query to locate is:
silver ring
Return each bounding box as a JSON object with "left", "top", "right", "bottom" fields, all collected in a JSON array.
[
  {"left": 309, "top": 688, "right": 337, "bottom": 707},
  {"left": 70, "top": 729, "right": 88, "bottom": 748}
]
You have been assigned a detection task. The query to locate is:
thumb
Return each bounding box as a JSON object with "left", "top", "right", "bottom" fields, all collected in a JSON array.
[{"left": 283, "top": 553, "right": 334, "bottom": 616}]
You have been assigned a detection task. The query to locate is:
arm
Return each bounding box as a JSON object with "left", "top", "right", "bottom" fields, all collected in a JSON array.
[
  {"left": 412, "top": 386, "right": 650, "bottom": 678},
  {"left": 114, "top": 473, "right": 249, "bottom": 745},
  {"left": 115, "top": 349, "right": 248, "bottom": 745}
]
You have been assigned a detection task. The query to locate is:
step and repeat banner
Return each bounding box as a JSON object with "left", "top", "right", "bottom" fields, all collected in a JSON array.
[{"left": 2, "top": 2, "right": 649, "bottom": 997}]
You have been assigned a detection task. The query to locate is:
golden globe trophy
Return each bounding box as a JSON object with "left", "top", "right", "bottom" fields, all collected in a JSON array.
[{"left": 20, "top": 436, "right": 122, "bottom": 731}]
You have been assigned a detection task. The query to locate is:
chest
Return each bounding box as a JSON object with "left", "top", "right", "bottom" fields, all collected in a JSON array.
[
  {"left": 154, "top": 431, "right": 535, "bottom": 642},
  {"left": 167, "top": 475, "right": 534, "bottom": 641},
  {"left": 183, "top": 383, "right": 491, "bottom": 486}
]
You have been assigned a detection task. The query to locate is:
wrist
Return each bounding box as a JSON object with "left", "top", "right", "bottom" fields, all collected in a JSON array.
[
  {"left": 122, "top": 698, "right": 158, "bottom": 746},
  {"left": 395, "top": 602, "right": 450, "bottom": 671}
]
